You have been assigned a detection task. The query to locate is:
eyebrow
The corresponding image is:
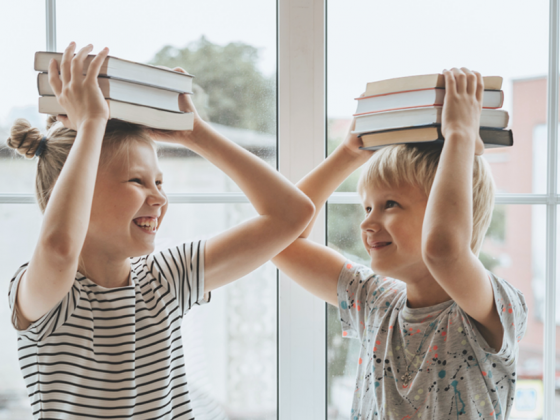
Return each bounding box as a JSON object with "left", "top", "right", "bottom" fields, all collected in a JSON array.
[{"left": 128, "top": 168, "right": 164, "bottom": 178}]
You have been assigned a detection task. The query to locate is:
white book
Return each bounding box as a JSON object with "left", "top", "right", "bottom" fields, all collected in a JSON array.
[
  {"left": 352, "top": 106, "right": 509, "bottom": 134},
  {"left": 39, "top": 96, "right": 193, "bottom": 131},
  {"left": 355, "top": 88, "right": 504, "bottom": 115},
  {"left": 34, "top": 51, "right": 194, "bottom": 93},
  {"left": 38, "top": 73, "right": 183, "bottom": 113}
]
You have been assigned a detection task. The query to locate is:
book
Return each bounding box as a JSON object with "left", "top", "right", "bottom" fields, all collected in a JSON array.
[
  {"left": 37, "top": 73, "right": 184, "bottom": 113},
  {"left": 364, "top": 74, "right": 503, "bottom": 97},
  {"left": 359, "top": 125, "right": 513, "bottom": 150},
  {"left": 38, "top": 96, "right": 193, "bottom": 131},
  {"left": 354, "top": 88, "right": 504, "bottom": 115},
  {"left": 34, "top": 51, "right": 194, "bottom": 93},
  {"left": 352, "top": 106, "right": 509, "bottom": 134}
]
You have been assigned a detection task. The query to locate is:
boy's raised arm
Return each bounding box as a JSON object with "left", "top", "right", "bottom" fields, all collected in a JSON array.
[
  {"left": 421, "top": 67, "right": 503, "bottom": 351},
  {"left": 271, "top": 122, "right": 373, "bottom": 306}
]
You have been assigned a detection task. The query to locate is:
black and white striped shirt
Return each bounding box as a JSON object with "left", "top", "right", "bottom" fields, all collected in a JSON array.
[{"left": 8, "top": 240, "right": 209, "bottom": 420}]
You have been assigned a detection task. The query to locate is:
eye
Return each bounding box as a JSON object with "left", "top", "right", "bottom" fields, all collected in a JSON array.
[
  {"left": 156, "top": 180, "right": 163, "bottom": 187},
  {"left": 130, "top": 178, "right": 142, "bottom": 184},
  {"left": 364, "top": 206, "right": 372, "bottom": 214},
  {"left": 386, "top": 200, "right": 398, "bottom": 209}
]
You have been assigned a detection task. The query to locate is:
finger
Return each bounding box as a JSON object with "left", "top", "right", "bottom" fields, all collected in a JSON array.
[
  {"left": 460, "top": 67, "right": 477, "bottom": 95},
  {"left": 177, "top": 92, "right": 194, "bottom": 113},
  {"left": 475, "top": 136, "right": 485, "bottom": 156},
  {"left": 60, "top": 42, "right": 76, "bottom": 85},
  {"left": 85, "top": 47, "right": 109, "bottom": 82},
  {"left": 442, "top": 69, "right": 457, "bottom": 97},
  {"left": 56, "top": 114, "right": 73, "bottom": 130},
  {"left": 71, "top": 44, "right": 93, "bottom": 81},
  {"left": 172, "top": 67, "right": 187, "bottom": 74},
  {"left": 451, "top": 67, "right": 467, "bottom": 93},
  {"left": 48, "top": 58, "right": 62, "bottom": 96},
  {"left": 473, "top": 71, "right": 484, "bottom": 103}
]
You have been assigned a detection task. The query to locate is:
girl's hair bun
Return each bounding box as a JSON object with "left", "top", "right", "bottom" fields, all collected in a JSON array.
[{"left": 6, "top": 118, "right": 44, "bottom": 159}]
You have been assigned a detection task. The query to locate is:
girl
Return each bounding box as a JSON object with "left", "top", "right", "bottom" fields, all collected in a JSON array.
[{"left": 6, "top": 43, "right": 313, "bottom": 419}]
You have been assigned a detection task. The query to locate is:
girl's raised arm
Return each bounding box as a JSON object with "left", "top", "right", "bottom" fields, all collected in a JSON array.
[
  {"left": 150, "top": 76, "right": 314, "bottom": 292},
  {"left": 15, "top": 43, "right": 109, "bottom": 328}
]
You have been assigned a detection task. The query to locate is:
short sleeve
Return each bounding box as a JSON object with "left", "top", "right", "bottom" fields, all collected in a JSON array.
[
  {"left": 8, "top": 263, "right": 82, "bottom": 342},
  {"left": 337, "top": 261, "right": 400, "bottom": 339},
  {"left": 149, "top": 240, "right": 210, "bottom": 316},
  {"left": 459, "top": 271, "right": 528, "bottom": 360}
]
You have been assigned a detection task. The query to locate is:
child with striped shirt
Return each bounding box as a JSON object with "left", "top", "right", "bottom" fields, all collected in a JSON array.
[{"left": 6, "top": 43, "right": 313, "bottom": 419}]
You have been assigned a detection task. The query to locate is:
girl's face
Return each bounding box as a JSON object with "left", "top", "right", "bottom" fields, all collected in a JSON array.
[
  {"left": 87, "top": 140, "right": 168, "bottom": 260},
  {"left": 360, "top": 181, "right": 430, "bottom": 281}
]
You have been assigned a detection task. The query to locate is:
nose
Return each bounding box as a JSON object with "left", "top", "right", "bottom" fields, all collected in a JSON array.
[
  {"left": 147, "top": 184, "right": 167, "bottom": 207},
  {"left": 360, "top": 211, "right": 381, "bottom": 233}
]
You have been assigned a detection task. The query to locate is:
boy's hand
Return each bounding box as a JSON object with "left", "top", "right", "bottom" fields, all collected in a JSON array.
[
  {"left": 441, "top": 68, "right": 485, "bottom": 156},
  {"left": 147, "top": 66, "right": 208, "bottom": 148}
]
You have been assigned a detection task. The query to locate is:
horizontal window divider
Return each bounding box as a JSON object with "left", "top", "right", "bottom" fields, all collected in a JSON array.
[
  {"left": 327, "top": 192, "right": 555, "bottom": 205},
  {"left": 1, "top": 192, "right": 558, "bottom": 205},
  {"left": 0, "top": 192, "right": 251, "bottom": 204}
]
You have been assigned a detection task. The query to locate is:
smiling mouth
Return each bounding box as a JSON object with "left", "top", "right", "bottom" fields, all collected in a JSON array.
[
  {"left": 133, "top": 217, "right": 158, "bottom": 233},
  {"left": 370, "top": 242, "right": 392, "bottom": 250}
]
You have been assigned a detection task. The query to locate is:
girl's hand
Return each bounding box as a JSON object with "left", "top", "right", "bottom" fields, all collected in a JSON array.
[
  {"left": 48, "top": 43, "right": 110, "bottom": 131},
  {"left": 441, "top": 67, "right": 485, "bottom": 156},
  {"left": 147, "top": 66, "right": 207, "bottom": 148}
]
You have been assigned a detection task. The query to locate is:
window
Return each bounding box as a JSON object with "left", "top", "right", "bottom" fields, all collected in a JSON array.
[
  {"left": 325, "top": 1, "right": 558, "bottom": 419},
  {"left": 1, "top": 1, "right": 559, "bottom": 419}
]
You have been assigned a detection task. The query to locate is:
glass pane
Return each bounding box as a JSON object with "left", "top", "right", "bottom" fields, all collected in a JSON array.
[
  {"left": 57, "top": 0, "right": 277, "bottom": 193},
  {"left": 0, "top": 4, "right": 45, "bottom": 193},
  {"left": 327, "top": 0, "right": 549, "bottom": 194},
  {"left": 0, "top": 203, "right": 277, "bottom": 419},
  {"left": 326, "top": 204, "right": 544, "bottom": 419}
]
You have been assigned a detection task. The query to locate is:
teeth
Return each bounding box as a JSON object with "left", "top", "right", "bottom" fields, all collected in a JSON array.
[{"left": 134, "top": 217, "right": 158, "bottom": 230}]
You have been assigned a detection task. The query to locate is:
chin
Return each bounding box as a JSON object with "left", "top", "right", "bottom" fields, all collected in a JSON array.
[{"left": 130, "top": 242, "right": 155, "bottom": 258}]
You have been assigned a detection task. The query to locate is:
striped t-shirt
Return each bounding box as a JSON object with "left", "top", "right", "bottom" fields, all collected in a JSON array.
[{"left": 8, "top": 240, "right": 209, "bottom": 420}]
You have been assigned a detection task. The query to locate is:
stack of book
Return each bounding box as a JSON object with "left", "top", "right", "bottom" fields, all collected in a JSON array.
[
  {"left": 34, "top": 51, "right": 195, "bottom": 130},
  {"left": 352, "top": 73, "right": 513, "bottom": 150}
]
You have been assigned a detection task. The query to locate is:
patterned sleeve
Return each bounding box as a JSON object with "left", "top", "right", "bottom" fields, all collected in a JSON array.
[
  {"left": 149, "top": 240, "right": 210, "bottom": 316},
  {"left": 8, "top": 262, "right": 82, "bottom": 342},
  {"left": 337, "top": 260, "right": 399, "bottom": 339},
  {"left": 458, "top": 271, "right": 528, "bottom": 360}
]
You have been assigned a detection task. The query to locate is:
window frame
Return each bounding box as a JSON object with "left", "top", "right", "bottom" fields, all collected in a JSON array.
[{"left": 0, "top": 0, "right": 557, "bottom": 418}]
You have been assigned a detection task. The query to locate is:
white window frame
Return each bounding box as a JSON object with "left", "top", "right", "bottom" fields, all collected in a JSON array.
[{"left": 0, "top": 0, "right": 556, "bottom": 418}]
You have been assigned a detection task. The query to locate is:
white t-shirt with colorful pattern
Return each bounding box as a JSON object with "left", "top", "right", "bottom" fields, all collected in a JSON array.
[{"left": 337, "top": 261, "right": 528, "bottom": 420}]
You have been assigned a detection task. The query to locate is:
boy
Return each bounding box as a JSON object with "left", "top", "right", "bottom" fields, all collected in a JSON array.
[{"left": 273, "top": 68, "right": 528, "bottom": 419}]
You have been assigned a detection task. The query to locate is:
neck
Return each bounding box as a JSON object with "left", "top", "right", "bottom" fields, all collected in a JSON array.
[
  {"left": 403, "top": 271, "right": 452, "bottom": 309},
  {"left": 78, "top": 253, "right": 131, "bottom": 289}
]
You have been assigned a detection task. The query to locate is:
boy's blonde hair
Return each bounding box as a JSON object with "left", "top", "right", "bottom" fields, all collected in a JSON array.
[
  {"left": 357, "top": 144, "right": 495, "bottom": 256},
  {"left": 6, "top": 115, "right": 156, "bottom": 214}
]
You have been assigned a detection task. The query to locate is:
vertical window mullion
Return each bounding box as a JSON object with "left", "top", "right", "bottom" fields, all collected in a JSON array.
[
  {"left": 544, "top": 0, "right": 559, "bottom": 418},
  {"left": 278, "top": 0, "right": 326, "bottom": 417},
  {"left": 46, "top": 0, "right": 56, "bottom": 51}
]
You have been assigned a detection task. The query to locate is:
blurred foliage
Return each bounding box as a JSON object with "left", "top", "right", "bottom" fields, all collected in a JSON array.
[
  {"left": 150, "top": 36, "right": 275, "bottom": 134},
  {"left": 486, "top": 204, "right": 506, "bottom": 243}
]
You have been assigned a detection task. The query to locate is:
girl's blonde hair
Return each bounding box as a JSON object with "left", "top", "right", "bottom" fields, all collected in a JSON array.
[
  {"left": 357, "top": 143, "right": 495, "bottom": 256},
  {"left": 6, "top": 115, "right": 156, "bottom": 214}
]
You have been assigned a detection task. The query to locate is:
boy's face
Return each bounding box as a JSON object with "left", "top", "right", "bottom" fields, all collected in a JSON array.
[{"left": 360, "top": 181, "right": 429, "bottom": 281}]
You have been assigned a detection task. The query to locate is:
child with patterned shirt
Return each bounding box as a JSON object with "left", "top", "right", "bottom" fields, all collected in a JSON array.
[{"left": 273, "top": 68, "right": 528, "bottom": 419}]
